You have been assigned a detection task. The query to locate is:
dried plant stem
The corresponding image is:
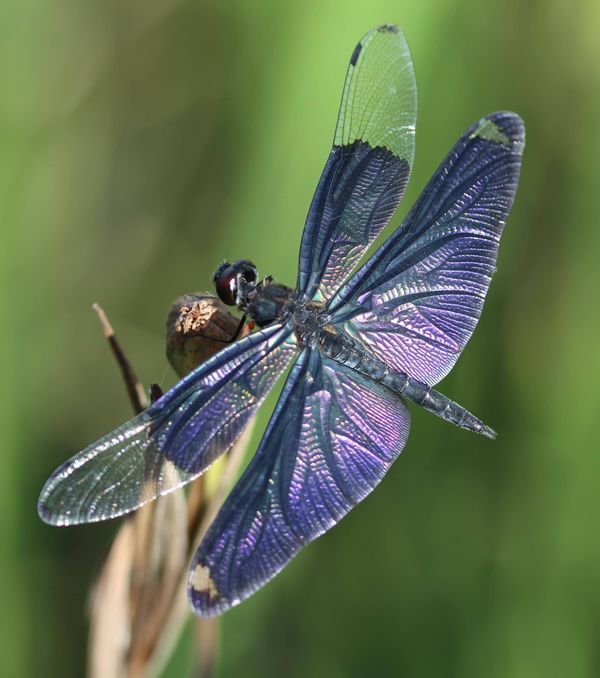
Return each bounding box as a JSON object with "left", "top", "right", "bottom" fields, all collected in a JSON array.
[
  {"left": 91, "top": 303, "right": 148, "bottom": 413},
  {"left": 196, "top": 619, "right": 219, "bottom": 678},
  {"left": 146, "top": 422, "right": 255, "bottom": 678},
  {"left": 87, "top": 300, "right": 251, "bottom": 678}
]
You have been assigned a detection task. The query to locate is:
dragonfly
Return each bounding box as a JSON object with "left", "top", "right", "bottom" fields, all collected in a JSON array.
[{"left": 38, "top": 24, "right": 524, "bottom": 616}]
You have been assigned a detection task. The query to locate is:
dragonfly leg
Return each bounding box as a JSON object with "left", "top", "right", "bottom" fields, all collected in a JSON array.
[
  {"left": 209, "top": 314, "right": 248, "bottom": 346},
  {"left": 232, "top": 314, "right": 248, "bottom": 341},
  {"left": 149, "top": 383, "right": 164, "bottom": 403}
]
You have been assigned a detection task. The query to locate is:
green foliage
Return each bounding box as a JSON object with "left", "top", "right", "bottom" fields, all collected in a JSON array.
[{"left": 2, "top": 0, "right": 599, "bottom": 675}]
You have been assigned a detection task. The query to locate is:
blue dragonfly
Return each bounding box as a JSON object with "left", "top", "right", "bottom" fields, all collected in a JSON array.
[{"left": 38, "top": 25, "right": 524, "bottom": 616}]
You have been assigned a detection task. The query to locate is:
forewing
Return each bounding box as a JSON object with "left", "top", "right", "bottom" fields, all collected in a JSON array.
[
  {"left": 329, "top": 112, "right": 525, "bottom": 385},
  {"left": 297, "top": 24, "right": 417, "bottom": 301},
  {"left": 188, "top": 349, "right": 411, "bottom": 616},
  {"left": 38, "top": 325, "right": 296, "bottom": 525}
]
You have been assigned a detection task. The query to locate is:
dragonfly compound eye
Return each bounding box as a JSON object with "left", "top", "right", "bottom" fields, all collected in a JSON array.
[
  {"left": 213, "top": 260, "right": 257, "bottom": 306},
  {"left": 214, "top": 262, "right": 238, "bottom": 306}
]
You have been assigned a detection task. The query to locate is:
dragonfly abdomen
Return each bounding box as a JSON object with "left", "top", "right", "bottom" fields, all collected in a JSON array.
[
  {"left": 381, "top": 371, "right": 497, "bottom": 439},
  {"left": 322, "top": 329, "right": 496, "bottom": 439},
  {"left": 317, "top": 325, "right": 388, "bottom": 380}
]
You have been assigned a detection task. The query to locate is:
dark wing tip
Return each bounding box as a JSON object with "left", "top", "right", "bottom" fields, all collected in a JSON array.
[
  {"left": 350, "top": 24, "right": 402, "bottom": 66},
  {"left": 470, "top": 112, "right": 525, "bottom": 151},
  {"left": 349, "top": 41, "right": 362, "bottom": 66},
  {"left": 490, "top": 111, "right": 525, "bottom": 146},
  {"left": 377, "top": 23, "right": 400, "bottom": 34}
]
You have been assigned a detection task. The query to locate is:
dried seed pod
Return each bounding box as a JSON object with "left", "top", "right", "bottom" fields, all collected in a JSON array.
[{"left": 166, "top": 294, "right": 248, "bottom": 378}]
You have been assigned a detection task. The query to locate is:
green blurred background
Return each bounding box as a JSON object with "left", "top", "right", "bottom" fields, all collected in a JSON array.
[{"left": 2, "top": 0, "right": 599, "bottom": 676}]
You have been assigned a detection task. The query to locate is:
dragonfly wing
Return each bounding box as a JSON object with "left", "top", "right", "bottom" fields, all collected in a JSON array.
[
  {"left": 188, "top": 349, "right": 411, "bottom": 616},
  {"left": 38, "top": 325, "right": 297, "bottom": 525},
  {"left": 297, "top": 24, "right": 417, "bottom": 301},
  {"left": 330, "top": 112, "right": 525, "bottom": 385}
]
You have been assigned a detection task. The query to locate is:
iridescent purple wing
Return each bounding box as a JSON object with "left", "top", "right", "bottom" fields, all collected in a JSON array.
[
  {"left": 329, "top": 112, "right": 525, "bottom": 385},
  {"left": 297, "top": 25, "right": 416, "bottom": 301},
  {"left": 38, "top": 325, "right": 296, "bottom": 526},
  {"left": 188, "top": 349, "right": 411, "bottom": 616}
]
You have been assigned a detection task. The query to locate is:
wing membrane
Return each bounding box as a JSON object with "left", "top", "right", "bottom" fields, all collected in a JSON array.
[
  {"left": 188, "top": 350, "right": 411, "bottom": 616},
  {"left": 297, "top": 24, "right": 417, "bottom": 301},
  {"left": 329, "top": 112, "right": 525, "bottom": 385},
  {"left": 38, "top": 325, "right": 296, "bottom": 525}
]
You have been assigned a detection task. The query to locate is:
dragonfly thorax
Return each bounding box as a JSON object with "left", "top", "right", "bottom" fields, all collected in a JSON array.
[
  {"left": 244, "top": 281, "right": 296, "bottom": 327},
  {"left": 214, "top": 258, "right": 297, "bottom": 327}
]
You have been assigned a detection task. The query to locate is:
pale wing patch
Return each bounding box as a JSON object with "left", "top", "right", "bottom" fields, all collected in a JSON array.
[{"left": 190, "top": 564, "right": 219, "bottom": 600}]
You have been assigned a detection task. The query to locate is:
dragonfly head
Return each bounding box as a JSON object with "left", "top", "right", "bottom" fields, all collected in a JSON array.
[{"left": 213, "top": 259, "right": 258, "bottom": 307}]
